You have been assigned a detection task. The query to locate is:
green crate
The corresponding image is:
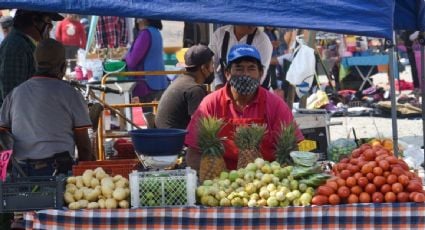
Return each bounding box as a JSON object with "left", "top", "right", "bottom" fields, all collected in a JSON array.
[{"left": 130, "top": 168, "right": 197, "bottom": 207}]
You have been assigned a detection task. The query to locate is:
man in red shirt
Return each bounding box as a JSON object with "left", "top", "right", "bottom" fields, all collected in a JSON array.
[
  {"left": 185, "top": 44, "right": 303, "bottom": 170},
  {"left": 55, "top": 14, "right": 87, "bottom": 66}
]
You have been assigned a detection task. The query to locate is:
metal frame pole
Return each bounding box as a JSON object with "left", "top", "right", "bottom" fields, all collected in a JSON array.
[{"left": 388, "top": 32, "right": 399, "bottom": 156}]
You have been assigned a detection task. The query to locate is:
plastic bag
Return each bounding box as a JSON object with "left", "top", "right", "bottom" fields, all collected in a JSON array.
[
  {"left": 286, "top": 44, "right": 316, "bottom": 85},
  {"left": 290, "top": 151, "right": 319, "bottom": 167},
  {"left": 299, "top": 173, "right": 331, "bottom": 187},
  {"left": 290, "top": 164, "right": 322, "bottom": 179},
  {"left": 328, "top": 138, "right": 357, "bottom": 162},
  {"left": 403, "top": 145, "right": 424, "bottom": 170}
]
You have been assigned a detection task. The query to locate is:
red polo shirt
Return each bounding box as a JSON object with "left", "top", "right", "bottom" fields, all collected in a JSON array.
[{"left": 185, "top": 86, "right": 304, "bottom": 153}]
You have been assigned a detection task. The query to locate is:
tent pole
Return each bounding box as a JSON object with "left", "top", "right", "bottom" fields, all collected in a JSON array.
[
  {"left": 389, "top": 32, "right": 399, "bottom": 156},
  {"left": 421, "top": 42, "right": 425, "bottom": 159}
]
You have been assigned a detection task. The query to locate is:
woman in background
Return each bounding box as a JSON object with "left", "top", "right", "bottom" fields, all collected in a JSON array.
[{"left": 125, "top": 19, "right": 169, "bottom": 105}]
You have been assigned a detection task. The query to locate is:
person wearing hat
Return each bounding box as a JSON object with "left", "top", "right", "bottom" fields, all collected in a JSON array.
[
  {"left": 0, "top": 38, "right": 94, "bottom": 177},
  {"left": 155, "top": 44, "right": 215, "bottom": 129},
  {"left": 0, "top": 10, "right": 63, "bottom": 107},
  {"left": 0, "top": 16, "right": 13, "bottom": 42},
  {"left": 185, "top": 44, "right": 304, "bottom": 171}
]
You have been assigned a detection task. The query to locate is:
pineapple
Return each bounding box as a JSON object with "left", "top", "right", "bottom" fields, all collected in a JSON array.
[
  {"left": 234, "top": 124, "right": 266, "bottom": 169},
  {"left": 275, "top": 121, "right": 298, "bottom": 165},
  {"left": 198, "top": 116, "right": 227, "bottom": 182}
]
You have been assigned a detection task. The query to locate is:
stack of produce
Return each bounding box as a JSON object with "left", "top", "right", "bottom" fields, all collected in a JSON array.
[
  {"left": 312, "top": 143, "right": 425, "bottom": 205},
  {"left": 196, "top": 154, "right": 329, "bottom": 207},
  {"left": 234, "top": 124, "right": 266, "bottom": 169},
  {"left": 64, "top": 167, "right": 130, "bottom": 209},
  {"left": 327, "top": 138, "right": 357, "bottom": 162},
  {"left": 198, "top": 116, "right": 226, "bottom": 182}
]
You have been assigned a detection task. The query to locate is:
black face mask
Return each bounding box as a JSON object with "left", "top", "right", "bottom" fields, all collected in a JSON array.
[
  {"left": 229, "top": 75, "right": 260, "bottom": 95},
  {"left": 204, "top": 72, "right": 214, "bottom": 85}
]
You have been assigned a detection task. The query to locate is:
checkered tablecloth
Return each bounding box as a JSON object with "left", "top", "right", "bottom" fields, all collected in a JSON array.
[{"left": 24, "top": 203, "right": 425, "bottom": 230}]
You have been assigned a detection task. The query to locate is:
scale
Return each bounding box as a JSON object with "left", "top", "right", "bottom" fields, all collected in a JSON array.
[{"left": 128, "top": 129, "right": 187, "bottom": 170}]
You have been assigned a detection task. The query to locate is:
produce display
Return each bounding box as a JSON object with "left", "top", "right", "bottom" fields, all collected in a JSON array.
[
  {"left": 130, "top": 168, "right": 197, "bottom": 207},
  {"left": 234, "top": 124, "right": 266, "bottom": 169},
  {"left": 198, "top": 116, "right": 227, "bottom": 182},
  {"left": 274, "top": 121, "right": 298, "bottom": 165},
  {"left": 87, "top": 47, "right": 128, "bottom": 60},
  {"left": 327, "top": 138, "right": 357, "bottom": 162},
  {"left": 64, "top": 167, "right": 130, "bottom": 209},
  {"left": 196, "top": 155, "right": 329, "bottom": 207},
  {"left": 312, "top": 143, "right": 425, "bottom": 205}
]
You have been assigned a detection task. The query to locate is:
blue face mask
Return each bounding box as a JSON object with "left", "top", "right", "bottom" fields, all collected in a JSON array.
[{"left": 229, "top": 75, "right": 260, "bottom": 95}]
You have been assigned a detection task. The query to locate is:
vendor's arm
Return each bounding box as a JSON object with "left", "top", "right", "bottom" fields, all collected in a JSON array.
[
  {"left": 125, "top": 29, "right": 151, "bottom": 69},
  {"left": 71, "top": 91, "right": 95, "bottom": 161},
  {"left": 74, "top": 127, "right": 94, "bottom": 161},
  {"left": 0, "top": 93, "right": 12, "bottom": 130}
]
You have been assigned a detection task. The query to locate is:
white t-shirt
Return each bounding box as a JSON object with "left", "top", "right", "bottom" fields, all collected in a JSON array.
[
  {"left": 209, "top": 25, "right": 273, "bottom": 87},
  {"left": 0, "top": 77, "right": 91, "bottom": 160}
]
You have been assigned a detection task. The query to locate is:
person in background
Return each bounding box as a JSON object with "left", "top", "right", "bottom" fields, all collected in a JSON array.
[
  {"left": 155, "top": 45, "right": 215, "bottom": 129},
  {"left": 125, "top": 19, "right": 169, "bottom": 105},
  {"left": 80, "top": 17, "right": 89, "bottom": 37},
  {"left": 264, "top": 26, "right": 284, "bottom": 97},
  {"left": 0, "top": 16, "right": 13, "bottom": 43},
  {"left": 185, "top": 44, "right": 303, "bottom": 171},
  {"left": 401, "top": 31, "right": 420, "bottom": 94},
  {"left": 0, "top": 10, "right": 63, "bottom": 107},
  {"left": 209, "top": 25, "right": 272, "bottom": 90},
  {"left": 55, "top": 14, "right": 87, "bottom": 69},
  {"left": 95, "top": 16, "right": 128, "bottom": 48},
  {"left": 0, "top": 38, "right": 94, "bottom": 177}
]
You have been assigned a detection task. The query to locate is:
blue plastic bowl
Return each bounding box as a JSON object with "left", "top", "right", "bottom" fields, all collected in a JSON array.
[{"left": 129, "top": 129, "right": 187, "bottom": 156}]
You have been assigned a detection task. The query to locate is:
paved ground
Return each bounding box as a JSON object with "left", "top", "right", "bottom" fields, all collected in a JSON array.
[{"left": 321, "top": 66, "right": 424, "bottom": 147}]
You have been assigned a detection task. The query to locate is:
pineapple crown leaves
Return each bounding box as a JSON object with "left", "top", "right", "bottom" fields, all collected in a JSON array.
[
  {"left": 234, "top": 123, "right": 267, "bottom": 150},
  {"left": 197, "top": 116, "right": 227, "bottom": 156},
  {"left": 274, "top": 121, "right": 298, "bottom": 165}
]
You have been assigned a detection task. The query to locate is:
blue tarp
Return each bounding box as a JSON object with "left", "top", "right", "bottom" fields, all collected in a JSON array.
[
  {"left": 394, "top": 0, "right": 425, "bottom": 31},
  {"left": 0, "top": 0, "right": 394, "bottom": 39}
]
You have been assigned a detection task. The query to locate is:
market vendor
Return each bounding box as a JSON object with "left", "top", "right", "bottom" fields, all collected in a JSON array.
[
  {"left": 0, "top": 38, "right": 94, "bottom": 177},
  {"left": 185, "top": 44, "right": 304, "bottom": 170},
  {"left": 155, "top": 44, "right": 214, "bottom": 129}
]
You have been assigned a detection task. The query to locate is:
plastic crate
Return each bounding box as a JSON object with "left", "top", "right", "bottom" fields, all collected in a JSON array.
[
  {"left": 72, "top": 159, "right": 140, "bottom": 178},
  {"left": 130, "top": 168, "right": 197, "bottom": 207},
  {"left": 0, "top": 175, "right": 65, "bottom": 212}
]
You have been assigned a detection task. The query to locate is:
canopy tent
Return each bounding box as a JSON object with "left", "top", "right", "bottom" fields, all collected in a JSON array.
[
  {"left": 2, "top": 0, "right": 422, "bottom": 156},
  {"left": 394, "top": 0, "right": 425, "bottom": 31},
  {"left": 0, "top": 0, "right": 394, "bottom": 40}
]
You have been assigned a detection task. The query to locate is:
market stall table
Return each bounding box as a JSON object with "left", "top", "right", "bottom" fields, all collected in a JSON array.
[
  {"left": 340, "top": 54, "right": 389, "bottom": 91},
  {"left": 24, "top": 203, "right": 425, "bottom": 229}
]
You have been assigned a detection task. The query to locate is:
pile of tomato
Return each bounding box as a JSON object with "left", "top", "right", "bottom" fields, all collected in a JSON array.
[{"left": 312, "top": 143, "right": 425, "bottom": 205}]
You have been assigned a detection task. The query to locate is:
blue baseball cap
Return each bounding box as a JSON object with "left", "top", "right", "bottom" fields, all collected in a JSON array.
[{"left": 227, "top": 44, "right": 261, "bottom": 65}]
